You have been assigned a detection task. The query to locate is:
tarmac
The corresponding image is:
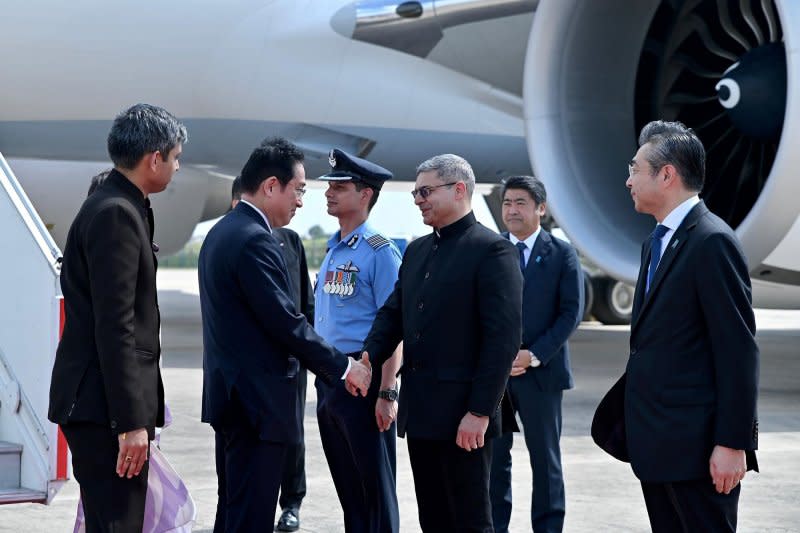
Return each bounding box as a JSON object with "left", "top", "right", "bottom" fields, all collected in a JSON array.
[{"left": 1, "top": 268, "right": 798, "bottom": 532}]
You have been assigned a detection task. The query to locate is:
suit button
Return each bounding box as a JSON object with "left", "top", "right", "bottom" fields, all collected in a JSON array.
[
  {"left": 418, "top": 302, "right": 424, "bottom": 310},
  {"left": 110, "top": 420, "right": 117, "bottom": 429},
  {"left": 630, "top": 348, "right": 638, "bottom": 356},
  {"left": 433, "top": 245, "right": 438, "bottom": 251},
  {"left": 415, "top": 332, "right": 420, "bottom": 340},
  {"left": 424, "top": 272, "right": 430, "bottom": 279}
]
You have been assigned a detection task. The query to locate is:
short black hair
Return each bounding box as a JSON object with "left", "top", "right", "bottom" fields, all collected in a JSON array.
[
  {"left": 638, "top": 120, "right": 705, "bottom": 192},
  {"left": 501, "top": 175, "right": 546, "bottom": 205},
  {"left": 107, "top": 103, "right": 187, "bottom": 170},
  {"left": 231, "top": 175, "right": 243, "bottom": 202},
  {"left": 239, "top": 137, "right": 305, "bottom": 194},
  {"left": 353, "top": 181, "right": 380, "bottom": 212},
  {"left": 87, "top": 170, "right": 112, "bottom": 197}
]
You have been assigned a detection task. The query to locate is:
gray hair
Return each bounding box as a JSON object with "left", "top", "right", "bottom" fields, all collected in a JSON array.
[
  {"left": 638, "top": 120, "right": 705, "bottom": 192},
  {"left": 416, "top": 154, "right": 476, "bottom": 196},
  {"left": 107, "top": 103, "right": 188, "bottom": 170}
]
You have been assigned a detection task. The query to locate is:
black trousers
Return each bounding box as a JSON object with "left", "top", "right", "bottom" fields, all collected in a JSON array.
[
  {"left": 407, "top": 437, "right": 494, "bottom": 533},
  {"left": 279, "top": 368, "right": 307, "bottom": 512},
  {"left": 316, "top": 379, "right": 399, "bottom": 533},
  {"left": 61, "top": 422, "right": 149, "bottom": 533},
  {"left": 641, "top": 478, "right": 741, "bottom": 533},
  {"left": 213, "top": 425, "right": 287, "bottom": 533}
]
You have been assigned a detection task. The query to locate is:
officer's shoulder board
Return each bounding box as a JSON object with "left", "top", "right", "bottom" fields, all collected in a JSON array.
[{"left": 365, "top": 234, "right": 391, "bottom": 250}]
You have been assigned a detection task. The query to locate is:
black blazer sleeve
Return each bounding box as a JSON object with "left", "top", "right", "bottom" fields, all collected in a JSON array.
[
  {"left": 237, "top": 234, "right": 347, "bottom": 384},
  {"left": 85, "top": 203, "right": 151, "bottom": 434},
  {"left": 695, "top": 232, "right": 759, "bottom": 450},
  {"left": 363, "top": 269, "right": 404, "bottom": 369},
  {"left": 469, "top": 239, "right": 523, "bottom": 416}
]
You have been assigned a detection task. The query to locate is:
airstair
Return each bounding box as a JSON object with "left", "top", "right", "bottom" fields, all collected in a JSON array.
[{"left": 0, "top": 152, "right": 68, "bottom": 504}]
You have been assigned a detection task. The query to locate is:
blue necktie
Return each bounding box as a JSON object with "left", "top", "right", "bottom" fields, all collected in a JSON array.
[
  {"left": 516, "top": 241, "right": 527, "bottom": 272},
  {"left": 646, "top": 224, "right": 669, "bottom": 293}
]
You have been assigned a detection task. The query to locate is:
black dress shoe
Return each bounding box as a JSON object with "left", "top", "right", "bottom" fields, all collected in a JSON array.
[{"left": 275, "top": 508, "right": 300, "bottom": 532}]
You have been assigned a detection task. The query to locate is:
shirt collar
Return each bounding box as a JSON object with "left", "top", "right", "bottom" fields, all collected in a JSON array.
[
  {"left": 329, "top": 221, "right": 370, "bottom": 250},
  {"left": 239, "top": 199, "right": 272, "bottom": 233},
  {"left": 508, "top": 226, "right": 541, "bottom": 250},
  {"left": 436, "top": 211, "right": 477, "bottom": 240},
  {"left": 661, "top": 195, "right": 700, "bottom": 232},
  {"left": 107, "top": 169, "right": 147, "bottom": 208}
]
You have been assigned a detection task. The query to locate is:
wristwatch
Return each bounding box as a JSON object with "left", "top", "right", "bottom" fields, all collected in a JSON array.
[{"left": 378, "top": 387, "right": 399, "bottom": 401}]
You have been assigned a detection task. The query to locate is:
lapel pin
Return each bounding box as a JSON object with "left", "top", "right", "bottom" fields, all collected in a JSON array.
[
  {"left": 535, "top": 256, "right": 542, "bottom": 263},
  {"left": 671, "top": 240, "right": 679, "bottom": 249}
]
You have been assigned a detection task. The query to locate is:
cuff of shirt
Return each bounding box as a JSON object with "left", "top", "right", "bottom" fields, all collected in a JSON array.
[{"left": 341, "top": 357, "right": 352, "bottom": 380}]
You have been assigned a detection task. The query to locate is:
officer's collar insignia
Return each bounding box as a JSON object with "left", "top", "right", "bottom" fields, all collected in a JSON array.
[
  {"left": 328, "top": 150, "right": 337, "bottom": 168},
  {"left": 346, "top": 234, "right": 360, "bottom": 248},
  {"left": 336, "top": 260, "right": 360, "bottom": 272}
]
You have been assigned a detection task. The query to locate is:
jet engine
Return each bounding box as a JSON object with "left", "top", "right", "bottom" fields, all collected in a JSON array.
[{"left": 525, "top": 0, "right": 800, "bottom": 287}]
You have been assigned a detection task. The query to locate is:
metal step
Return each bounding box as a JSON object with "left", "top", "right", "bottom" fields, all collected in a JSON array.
[
  {"left": 0, "top": 487, "right": 47, "bottom": 504},
  {"left": 0, "top": 441, "right": 22, "bottom": 489},
  {"left": 0, "top": 442, "right": 48, "bottom": 504}
]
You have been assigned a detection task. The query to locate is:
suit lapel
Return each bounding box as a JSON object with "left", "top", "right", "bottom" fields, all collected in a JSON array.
[
  {"left": 502, "top": 231, "right": 551, "bottom": 284},
  {"left": 236, "top": 201, "right": 271, "bottom": 232},
  {"left": 525, "top": 230, "right": 551, "bottom": 281},
  {"left": 632, "top": 202, "right": 707, "bottom": 333}
]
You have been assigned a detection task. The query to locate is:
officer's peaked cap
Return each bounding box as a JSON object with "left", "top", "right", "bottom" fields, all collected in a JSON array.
[{"left": 318, "top": 148, "right": 393, "bottom": 190}]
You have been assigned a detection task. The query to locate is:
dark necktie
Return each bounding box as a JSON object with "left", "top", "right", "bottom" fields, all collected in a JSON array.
[
  {"left": 516, "top": 241, "right": 527, "bottom": 272},
  {"left": 646, "top": 224, "right": 669, "bottom": 293}
]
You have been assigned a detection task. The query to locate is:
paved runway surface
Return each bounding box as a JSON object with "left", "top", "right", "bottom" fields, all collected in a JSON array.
[{"left": 2, "top": 269, "right": 798, "bottom": 532}]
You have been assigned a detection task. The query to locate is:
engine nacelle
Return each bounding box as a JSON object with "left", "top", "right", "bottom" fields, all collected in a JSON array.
[{"left": 524, "top": 0, "right": 800, "bottom": 285}]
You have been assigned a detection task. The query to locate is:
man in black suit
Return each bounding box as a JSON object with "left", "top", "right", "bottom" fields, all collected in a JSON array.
[
  {"left": 200, "top": 138, "right": 372, "bottom": 533},
  {"left": 361, "top": 154, "right": 522, "bottom": 532},
  {"left": 596, "top": 120, "right": 759, "bottom": 532},
  {"left": 489, "top": 176, "right": 583, "bottom": 533},
  {"left": 49, "top": 103, "right": 187, "bottom": 532},
  {"left": 231, "top": 176, "right": 311, "bottom": 532}
]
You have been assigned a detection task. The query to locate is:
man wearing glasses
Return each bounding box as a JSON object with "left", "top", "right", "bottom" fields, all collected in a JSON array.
[
  {"left": 199, "top": 138, "right": 372, "bottom": 533},
  {"left": 594, "top": 121, "right": 758, "bottom": 531},
  {"left": 313, "top": 148, "right": 402, "bottom": 533},
  {"left": 361, "top": 154, "right": 523, "bottom": 532},
  {"left": 233, "top": 175, "right": 316, "bottom": 533}
]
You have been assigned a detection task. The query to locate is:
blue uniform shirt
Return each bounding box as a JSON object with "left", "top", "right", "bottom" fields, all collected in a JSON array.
[{"left": 315, "top": 222, "right": 402, "bottom": 353}]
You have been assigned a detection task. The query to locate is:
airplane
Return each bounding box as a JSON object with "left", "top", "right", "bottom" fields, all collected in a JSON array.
[
  {"left": 1, "top": 0, "right": 798, "bottom": 309},
  {"left": 2, "top": 0, "right": 800, "bottom": 506}
]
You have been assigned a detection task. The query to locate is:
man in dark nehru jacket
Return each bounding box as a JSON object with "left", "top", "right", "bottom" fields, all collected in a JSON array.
[
  {"left": 361, "top": 153, "right": 522, "bottom": 532},
  {"left": 314, "top": 149, "right": 402, "bottom": 532},
  {"left": 49, "top": 103, "right": 186, "bottom": 532}
]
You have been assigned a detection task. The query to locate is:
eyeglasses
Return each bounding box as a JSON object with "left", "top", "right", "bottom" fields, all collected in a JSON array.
[
  {"left": 628, "top": 162, "right": 661, "bottom": 177},
  {"left": 411, "top": 182, "right": 457, "bottom": 199},
  {"left": 294, "top": 188, "right": 307, "bottom": 199}
]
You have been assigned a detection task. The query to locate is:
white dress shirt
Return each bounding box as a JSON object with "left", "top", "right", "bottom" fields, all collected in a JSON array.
[
  {"left": 509, "top": 226, "right": 542, "bottom": 268},
  {"left": 653, "top": 195, "right": 700, "bottom": 271},
  {"left": 238, "top": 199, "right": 272, "bottom": 233}
]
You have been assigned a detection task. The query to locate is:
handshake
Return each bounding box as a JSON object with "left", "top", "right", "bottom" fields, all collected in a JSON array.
[{"left": 344, "top": 351, "right": 372, "bottom": 396}]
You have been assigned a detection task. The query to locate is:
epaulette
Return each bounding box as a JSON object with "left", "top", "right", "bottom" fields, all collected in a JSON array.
[{"left": 366, "top": 234, "right": 390, "bottom": 250}]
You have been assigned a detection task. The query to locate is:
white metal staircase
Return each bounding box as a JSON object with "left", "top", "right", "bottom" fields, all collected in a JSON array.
[{"left": 0, "top": 152, "right": 67, "bottom": 505}]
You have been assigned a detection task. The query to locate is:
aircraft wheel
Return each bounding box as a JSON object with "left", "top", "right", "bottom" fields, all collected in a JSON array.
[{"left": 592, "top": 278, "right": 634, "bottom": 325}]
